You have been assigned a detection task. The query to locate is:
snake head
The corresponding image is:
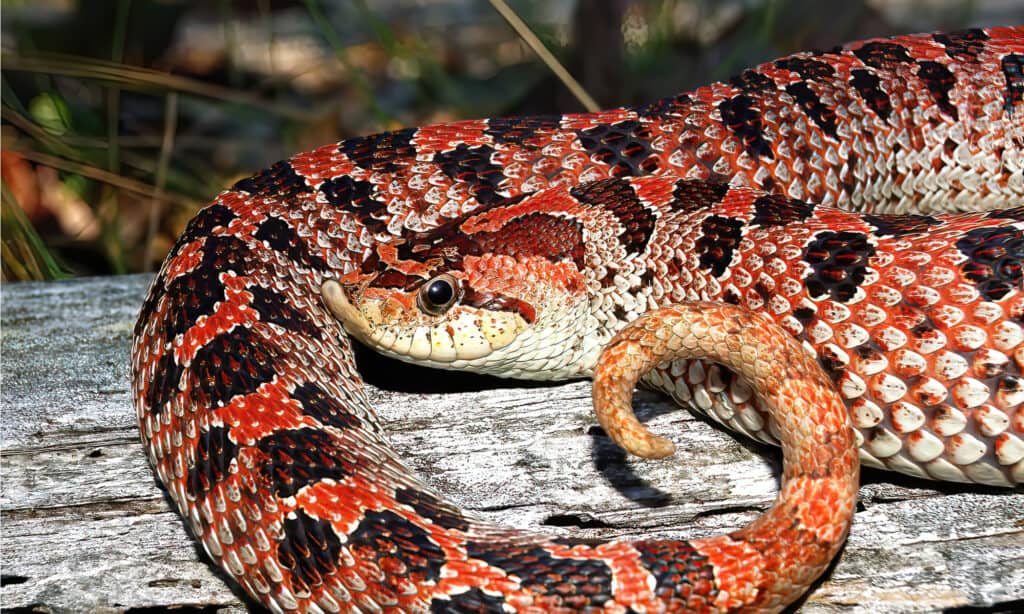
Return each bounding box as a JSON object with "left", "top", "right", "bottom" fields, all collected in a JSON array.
[{"left": 321, "top": 195, "right": 594, "bottom": 377}]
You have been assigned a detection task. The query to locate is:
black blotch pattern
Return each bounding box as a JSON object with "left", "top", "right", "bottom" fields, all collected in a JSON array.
[
  {"left": 839, "top": 160, "right": 856, "bottom": 196},
  {"left": 339, "top": 128, "right": 417, "bottom": 172},
  {"left": 634, "top": 541, "right": 718, "bottom": 604},
  {"left": 786, "top": 82, "right": 838, "bottom": 137},
  {"left": 987, "top": 207, "right": 1024, "bottom": 222},
  {"left": 943, "top": 137, "right": 958, "bottom": 158},
  {"left": 634, "top": 93, "right": 693, "bottom": 119},
  {"left": 369, "top": 268, "right": 426, "bottom": 290},
  {"left": 383, "top": 192, "right": 522, "bottom": 268},
  {"left": 319, "top": 175, "right": 383, "bottom": 213},
  {"left": 290, "top": 382, "right": 362, "bottom": 430},
  {"left": 718, "top": 95, "right": 774, "bottom": 159},
  {"left": 145, "top": 349, "right": 184, "bottom": 412},
  {"left": 1002, "top": 54, "right": 1024, "bottom": 114},
  {"left": 247, "top": 285, "right": 320, "bottom": 339},
  {"left": 570, "top": 178, "right": 656, "bottom": 255},
  {"left": 956, "top": 226, "right": 1024, "bottom": 301},
  {"left": 433, "top": 144, "right": 506, "bottom": 204},
  {"left": 164, "top": 273, "right": 225, "bottom": 343},
  {"left": 576, "top": 120, "right": 658, "bottom": 176},
  {"left": 348, "top": 510, "right": 445, "bottom": 585},
  {"left": 793, "top": 306, "right": 816, "bottom": 324},
  {"left": 819, "top": 344, "right": 849, "bottom": 380},
  {"left": 465, "top": 542, "right": 613, "bottom": 609},
  {"left": 255, "top": 216, "right": 329, "bottom": 272},
  {"left": 854, "top": 341, "right": 885, "bottom": 361},
  {"left": 669, "top": 179, "right": 731, "bottom": 214},
  {"left": 452, "top": 210, "right": 586, "bottom": 271},
  {"left": 395, "top": 487, "right": 469, "bottom": 531},
  {"left": 174, "top": 204, "right": 238, "bottom": 253},
  {"left": 319, "top": 174, "right": 389, "bottom": 235},
  {"left": 198, "top": 235, "right": 254, "bottom": 274},
  {"left": 430, "top": 588, "right": 506, "bottom": 613},
  {"left": 978, "top": 355, "right": 1009, "bottom": 379},
  {"left": 257, "top": 427, "right": 357, "bottom": 498},
  {"left": 729, "top": 70, "right": 776, "bottom": 93},
  {"left": 695, "top": 215, "right": 745, "bottom": 278},
  {"left": 754, "top": 281, "right": 773, "bottom": 302},
  {"left": 916, "top": 61, "right": 959, "bottom": 120},
  {"left": 751, "top": 193, "right": 816, "bottom": 226},
  {"left": 484, "top": 115, "right": 561, "bottom": 145},
  {"left": 186, "top": 425, "right": 239, "bottom": 498},
  {"left": 232, "top": 160, "right": 311, "bottom": 198},
  {"left": 911, "top": 317, "right": 936, "bottom": 337},
  {"left": 163, "top": 236, "right": 253, "bottom": 341},
  {"left": 775, "top": 57, "right": 836, "bottom": 80},
  {"left": 803, "top": 231, "right": 876, "bottom": 302},
  {"left": 277, "top": 509, "right": 343, "bottom": 593},
  {"left": 850, "top": 69, "right": 892, "bottom": 120},
  {"left": 190, "top": 326, "right": 276, "bottom": 408},
  {"left": 933, "top": 29, "right": 989, "bottom": 60},
  {"left": 999, "top": 375, "right": 1023, "bottom": 398},
  {"left": 863, "top": 213, "right": 941, "bottom": 237},
  {"left": 853, "top": 41, "right": 913, "bottom": 68}
]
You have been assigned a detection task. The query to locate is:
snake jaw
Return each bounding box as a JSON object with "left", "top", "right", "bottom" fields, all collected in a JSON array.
[{"left": 322, "top": 278, "right": 529, "bottom": 363}]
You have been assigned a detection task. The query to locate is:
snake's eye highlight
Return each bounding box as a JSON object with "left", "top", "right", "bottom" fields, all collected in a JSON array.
[{"left": 418, "top": 274, "right": 459, "bottom": 315}]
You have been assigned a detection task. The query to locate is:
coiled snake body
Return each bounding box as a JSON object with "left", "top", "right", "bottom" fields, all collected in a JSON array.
[{"left": 132, "top": 28, "right": 1024, "bottom": 613}]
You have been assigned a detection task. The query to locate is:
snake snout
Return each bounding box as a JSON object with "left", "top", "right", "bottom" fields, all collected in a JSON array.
[{"left": 321, "top": 279, "right": 374, "bottom": 339}]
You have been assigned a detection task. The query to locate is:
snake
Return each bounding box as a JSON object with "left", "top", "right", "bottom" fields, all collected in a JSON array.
[{"left": 131, "top": 26, "right": 1024, "bottom": 613}]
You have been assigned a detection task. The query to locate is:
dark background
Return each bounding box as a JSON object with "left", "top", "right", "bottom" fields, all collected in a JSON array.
[{"left": 1, "top": 0, "right": 1010, "bottom": 280}]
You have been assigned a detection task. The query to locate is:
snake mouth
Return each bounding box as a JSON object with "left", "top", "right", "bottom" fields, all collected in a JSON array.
[{"left": 321, "top": 278, "right": 528, "bottom": 363}]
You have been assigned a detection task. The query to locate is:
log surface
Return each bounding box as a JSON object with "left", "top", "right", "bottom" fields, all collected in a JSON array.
[{"left": 1, "top": 274, "right": 1022, "bottom": 613}]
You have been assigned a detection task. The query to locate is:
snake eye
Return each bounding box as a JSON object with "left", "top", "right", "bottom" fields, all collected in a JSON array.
[{"left": 418, "top": 274, "right": 459, "bottom": 315}]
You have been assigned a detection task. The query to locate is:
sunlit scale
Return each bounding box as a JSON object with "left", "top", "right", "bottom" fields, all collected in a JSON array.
[
  {"left": 128, "top": 27, "right": 1024, "bottom": 614},
  {"left": 345, "top": 170, "right": 1024, "bottom": 491}
]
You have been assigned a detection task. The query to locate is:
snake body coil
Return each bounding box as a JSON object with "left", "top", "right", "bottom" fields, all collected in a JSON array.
[{"left": 132, "top": 28, "right": 1024, "bottom": 613}]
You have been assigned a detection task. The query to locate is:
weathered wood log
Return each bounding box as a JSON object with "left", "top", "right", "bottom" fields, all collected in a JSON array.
[{"left": 1, "top": 275, "right": 1022, "bottom": 613}]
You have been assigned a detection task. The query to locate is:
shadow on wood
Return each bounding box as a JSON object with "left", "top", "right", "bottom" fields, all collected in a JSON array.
[{"left": 1, "top": 275, "right": 1021, "bottom": 612}]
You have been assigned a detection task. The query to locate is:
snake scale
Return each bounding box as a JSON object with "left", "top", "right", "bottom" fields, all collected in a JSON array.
[{"left": 132, "top": 27, "right": 1024, "bottom": 613}]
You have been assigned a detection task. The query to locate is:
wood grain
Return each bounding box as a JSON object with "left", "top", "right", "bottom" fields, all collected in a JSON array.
[{"left": 2, "top": 275, "right": 1021, "bottom": 613}]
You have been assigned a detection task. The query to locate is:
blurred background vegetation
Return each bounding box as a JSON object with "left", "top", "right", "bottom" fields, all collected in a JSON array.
[{"left": 1, "top": 0, "right": 1014, "bottom": 281}]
